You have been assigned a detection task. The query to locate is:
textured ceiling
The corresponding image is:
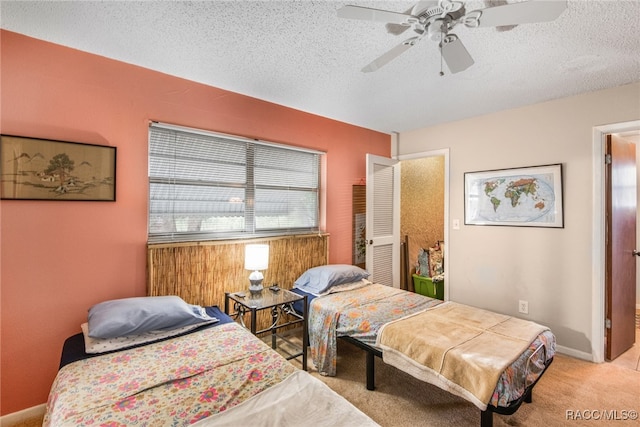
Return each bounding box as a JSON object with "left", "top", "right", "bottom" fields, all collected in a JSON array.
[{"left": 1, "top": 0, "right": 639, "bottom": 133}]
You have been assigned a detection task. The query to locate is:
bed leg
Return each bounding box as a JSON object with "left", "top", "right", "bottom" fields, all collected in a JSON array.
[
  {"left": 480, "top": 409, "right": 493, "bottom": 427},
  {"left": 366, "top": 351, "right": 375, "bottom": 390},
  {"left": 524, "top": 387, "right": 533, "bottom": 404}
]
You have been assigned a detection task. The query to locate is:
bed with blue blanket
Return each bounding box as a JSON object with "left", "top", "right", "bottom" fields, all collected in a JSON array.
[
  {"left": 291, "top": 265, "right": 556, "bottom": 427},
  {"left": 45, "top": 295, "right": 379, "bottom": 427}
]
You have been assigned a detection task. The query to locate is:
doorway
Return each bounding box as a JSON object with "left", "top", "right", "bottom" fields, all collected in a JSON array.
[
  {"left": 396, "top": 149, "right": 449, "bottom": 299},
  {"left": 362, "top": 149, "right": 449, "bottom": 291},
  {"left": 592, "top": 120, "right": 640, "bottom": 363}
]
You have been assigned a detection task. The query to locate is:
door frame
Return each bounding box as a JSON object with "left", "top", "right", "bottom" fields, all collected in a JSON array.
[
  {"left": 591, "top": 119, "right": 640, "bottom": 363},
  {"left": 396, "top": 148, "right": 450, "bottom": 300}
]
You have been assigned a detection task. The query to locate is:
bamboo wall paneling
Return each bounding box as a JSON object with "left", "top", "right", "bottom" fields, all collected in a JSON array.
[{"left": 147, "top": 234, "right": 329, "bottom": 334}]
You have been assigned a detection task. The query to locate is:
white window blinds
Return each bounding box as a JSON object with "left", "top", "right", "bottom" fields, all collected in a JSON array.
[{"left": 148, "top": 123, "right": 322, "bottom": 243}]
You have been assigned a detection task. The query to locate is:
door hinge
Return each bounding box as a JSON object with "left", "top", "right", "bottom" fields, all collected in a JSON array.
[
  {"left": 605, "top": 318, "right": 611, "bottom": 329},
  {"left": 605, "top": 154, "right": 612, "bottom": 164}
]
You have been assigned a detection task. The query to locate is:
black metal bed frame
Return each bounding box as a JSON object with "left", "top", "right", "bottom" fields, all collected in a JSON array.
[{"left": 339, "top": 335, "right": 554, "bottom": 427}]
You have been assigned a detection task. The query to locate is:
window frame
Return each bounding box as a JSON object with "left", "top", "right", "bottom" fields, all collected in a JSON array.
[{"left": 148, "top": 122, "right": 324, "bottom": 243}]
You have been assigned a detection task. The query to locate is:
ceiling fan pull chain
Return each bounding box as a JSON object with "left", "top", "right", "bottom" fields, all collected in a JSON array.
[{"left": 439, "top": 32, "right": 445, "bottom": 76}]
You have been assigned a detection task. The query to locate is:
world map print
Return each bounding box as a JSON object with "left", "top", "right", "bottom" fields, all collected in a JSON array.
[{"left": 466, "top": 166, "right": 562, "bottom": 227}]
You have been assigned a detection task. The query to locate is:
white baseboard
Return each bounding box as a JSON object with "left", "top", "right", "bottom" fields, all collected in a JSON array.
[
  {"left": 556, "top": 344, "right": 594, "bottom": 362},
  {"left": 0, "top": 404, "right": 46, "bottom": 427}
]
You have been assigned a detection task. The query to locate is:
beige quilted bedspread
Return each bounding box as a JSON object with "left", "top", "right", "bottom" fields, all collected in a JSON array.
[{"left": 376, "top": 301, "right": 548, "bottom": 410}]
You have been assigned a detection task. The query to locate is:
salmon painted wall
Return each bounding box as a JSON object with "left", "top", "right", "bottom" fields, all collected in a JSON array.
[{"left": 0, "top": 30, "right": 390, "bottom": 414}]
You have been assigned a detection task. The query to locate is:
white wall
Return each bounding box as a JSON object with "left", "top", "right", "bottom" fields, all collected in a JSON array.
[{"left": 398, "top": 82, "right": 640, "bottom": 358}]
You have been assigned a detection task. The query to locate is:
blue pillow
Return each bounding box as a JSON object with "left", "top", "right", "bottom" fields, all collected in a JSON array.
[
  {"left": 293, "top": 264, "right": 370, "bottom": 296},
  {"left": 88, "top": 296, "right": 213, "bottom": 339}
]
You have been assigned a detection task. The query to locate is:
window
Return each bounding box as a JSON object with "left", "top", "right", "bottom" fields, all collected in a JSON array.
[{"left": 148, "top": 123, "right": 323, "bottom": 243}]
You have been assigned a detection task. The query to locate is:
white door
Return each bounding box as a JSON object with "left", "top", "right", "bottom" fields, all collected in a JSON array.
[{"left": 365, "top": 154, "right": 400, "bottom": 287}]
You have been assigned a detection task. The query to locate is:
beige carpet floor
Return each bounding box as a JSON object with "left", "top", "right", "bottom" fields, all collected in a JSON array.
[
  {"left": 285, "top": 338, "right": 640, "bottom": 427},
  {"left": 11, "top": 333, "right": 640, "bottom": 427}
]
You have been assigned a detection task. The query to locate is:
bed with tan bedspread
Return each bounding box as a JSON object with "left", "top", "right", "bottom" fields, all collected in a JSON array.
[
  {"left": 295, "top": 279, "right": 555, "bottom": 427},
  {"left": 377, "top": 301, "right": 550, "bottom": 411}
]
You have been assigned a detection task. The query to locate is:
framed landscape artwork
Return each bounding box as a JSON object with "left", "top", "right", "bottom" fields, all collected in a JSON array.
[
  {"left": 1, "top": 135, "right": 116, "bottom": 201},
  {"left": 464, "top": 163, "right": 563, "bottom": 228}
]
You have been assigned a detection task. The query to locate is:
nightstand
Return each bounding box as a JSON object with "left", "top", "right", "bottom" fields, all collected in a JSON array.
[{"left": 224, "top": 288, "right": 308, "bottom": 370}]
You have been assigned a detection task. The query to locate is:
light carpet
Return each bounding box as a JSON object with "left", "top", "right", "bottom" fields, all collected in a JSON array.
[{"left": 285, "top": 338, "right": 640, "bottom": 427}]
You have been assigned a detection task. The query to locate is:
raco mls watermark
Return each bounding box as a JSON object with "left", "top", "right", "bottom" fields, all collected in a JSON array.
[{"left": 566, "top": 410, "right": 638, "bottom": 421}]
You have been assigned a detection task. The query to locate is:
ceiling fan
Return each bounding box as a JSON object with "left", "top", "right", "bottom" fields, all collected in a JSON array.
[{"left": 337, "top": 0, "right": 567, "bottom": 74}]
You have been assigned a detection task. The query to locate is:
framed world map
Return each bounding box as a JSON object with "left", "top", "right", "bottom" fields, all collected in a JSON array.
[{"left": 464, "top": 164, "right": 563, "bottom": 228}]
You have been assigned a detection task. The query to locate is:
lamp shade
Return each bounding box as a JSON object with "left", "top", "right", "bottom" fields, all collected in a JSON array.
[{"left": 244, "top": 244, "right": 269, "bottom": 271}]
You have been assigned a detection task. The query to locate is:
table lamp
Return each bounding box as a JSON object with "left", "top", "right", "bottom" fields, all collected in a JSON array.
[{"left": 245, "top": 244, "right": 269, "bottom": 293}]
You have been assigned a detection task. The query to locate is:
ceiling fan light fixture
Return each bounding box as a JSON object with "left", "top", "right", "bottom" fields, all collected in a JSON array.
[{"left": 427, "top": 18, "right": 447, "bottom": 41}]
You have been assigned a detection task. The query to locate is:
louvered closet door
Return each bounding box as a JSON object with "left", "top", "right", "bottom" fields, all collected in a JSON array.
[{"left": 366, "top": 154, "right": 400, "bottom": 287}]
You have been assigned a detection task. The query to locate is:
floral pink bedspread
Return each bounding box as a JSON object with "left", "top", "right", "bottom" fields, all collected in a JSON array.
[{"left": 44, "top": 322, "right": 296, "bottom": 426}]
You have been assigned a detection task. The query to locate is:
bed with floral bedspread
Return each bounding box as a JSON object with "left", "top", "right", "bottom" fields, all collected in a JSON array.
[
  {"left": 298, "top": 281, "right": 555, "bottom": 427},
  {"left": 45, "top": 319, "right": 378, "bottom": 426},
  {"left": 308, "top": 283, "right": 442, "bottom": 376}
]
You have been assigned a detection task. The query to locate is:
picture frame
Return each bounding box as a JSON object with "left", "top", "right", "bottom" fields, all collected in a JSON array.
[
  {"left": 1, "top": 135, "right": 116, "bottom": 201},
  {"left": 464, "top": 163, "right": 563, "bottom": 228}
]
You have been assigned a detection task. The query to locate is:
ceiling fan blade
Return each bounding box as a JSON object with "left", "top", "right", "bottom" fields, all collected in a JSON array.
[
  {"left": 337, "top": 5, "right": 416, "bottom": 25},
  {"left": 440, "top": 34, "right": 474, "bottom": 74},
  {"left": 483, "top": 0, "right": 517, "bottom": 31},
  {"left": 385, "top": 23, "right": 411, "bottom": 36},
  {"left": 362, "top": 37, "right": 420, "bottom": 73},
  {"left": 385, "top": 2, "right": 428, "bottom": 36},
  {"left": 475, "top": 0, "right": 567, "bottom": 28}
]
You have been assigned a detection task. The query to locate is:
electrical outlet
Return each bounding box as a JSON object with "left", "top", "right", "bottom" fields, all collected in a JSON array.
[{"left": 518, "top": 300, "right": 529, "bottom": 314}]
